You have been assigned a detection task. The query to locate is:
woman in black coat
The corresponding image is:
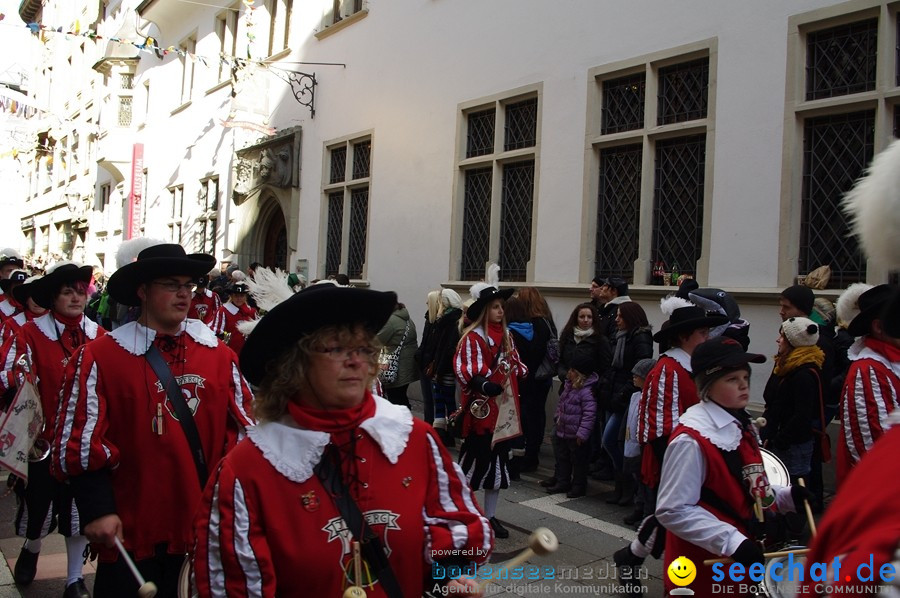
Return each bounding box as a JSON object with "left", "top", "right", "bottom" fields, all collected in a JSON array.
[
  {"left": 557, "top": 303, "right": 612, "bottom": 380},
  {"left": 417, "top": 289, "right": 464, "bottom": 446},
  {"left": 596, "top": 301, "right": 653, "bottom": 504}
]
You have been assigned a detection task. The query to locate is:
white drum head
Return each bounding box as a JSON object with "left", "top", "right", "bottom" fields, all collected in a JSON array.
[
  {"left": 764, "top": 550, "right": 807, "bottom": 598},
  {"left": 761, "top": 448, "right": 790, "bottom": 487}
]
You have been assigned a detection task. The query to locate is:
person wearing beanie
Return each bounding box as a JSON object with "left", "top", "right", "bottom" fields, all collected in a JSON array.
[
  {"left": 762, "top": 317, "right": 825, "bottom": 487},
  {"left": 650, "top": 336, "right": 808, "bottom": 597},
  {"left": 779, "top": 284, "right": 815, "bottom": 320},
  {"left": 545, "top": 352, "right": 598, "bottom": 498},
  {"left": 834, "top": 283, "right": 900, "bottom": 483}
]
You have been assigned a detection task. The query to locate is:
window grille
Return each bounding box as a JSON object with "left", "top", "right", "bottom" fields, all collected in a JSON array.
[
  {"left": 602, "top": 73, "right": 645, "bottom": 134},
  {"left": 498, "top": 160, "right": 534, "bottom": 282},
  {"left": 325, "top": 191, "right": 343, "bottom": 276},
  {"left": 504, "top": 98, "right": 537, "bottom": 151},
  {"left": 800, "top": 111, "right": 873, "bottom": 288},
  {"left": 347, "top": 188, "right": 368, "bottom": 278},
  {"left": 466, "top": 108, "right": 495, "bottom": 158},
  {"left": 596, "top": 145, "right": 642, "bottom": 279},
  {"left": 658, "top": 58, "right": 708, "bottom": 125},
  {"left": 273, "top": 225, "right": 287, "bottom": 271},
  {"left": 652, "top": 136, "right": 706, "bottom": 276},
  {"left": 460, "top": 167, "right": 492, "bottom": 280},
  {"left": 330, "top": 147, "right": 346, "bottom": 184},
  {"left": 120, "top": 74, "right": 134, "bottom": 90},
  {"left": 118, "top": 97, "right": 132, "bottom": 127},
  {"left": 806, "top": 19, "right": 877, "bottom": 100},
  {"left": 352, "top": 140, "right": 370, "bottom": 179}
]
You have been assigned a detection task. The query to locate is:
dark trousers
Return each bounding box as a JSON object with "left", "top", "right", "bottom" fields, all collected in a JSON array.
[
  {"left": 94, "top": 543, "right": 185, "bottom": 598},
  {"left": 384, "top": 384, "right": 410, "bottom": 408},
  {"left": 14, "top": 457, "right": 77, "bottom": 539},
  {"left": 419, "top": 375, "right": 434, "bottom": 424},
  {"left": 520, "top": 378, "right": 552, "bottom": 467},
  {"left": 554, "top": 437, "right": 590, "bottom": 489}
]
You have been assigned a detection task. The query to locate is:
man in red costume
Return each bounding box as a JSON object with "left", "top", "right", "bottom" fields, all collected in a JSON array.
[
  {"left": 835, "top": 283, "right": 899, "bottom": 483},
  {"left": 189, "top": 273, "right": 223, "bottom": 334},
  {"left": 220, "top": 281, "right": 257, "bottom": 359},
  {"left": 52, "top": 243, "right": 255, "bottom": 598}
]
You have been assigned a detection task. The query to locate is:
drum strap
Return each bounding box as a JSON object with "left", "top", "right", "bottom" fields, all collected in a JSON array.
[
  {"left": 145, "top": 345, "right": 209, "bottom": 487},
  {"left": 314, "top": 444, "right": 404, "bottom": 598}
]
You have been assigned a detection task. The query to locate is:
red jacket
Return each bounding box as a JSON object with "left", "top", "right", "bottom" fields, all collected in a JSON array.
[
  {"left": 221, "top": 302, "right": 257, "bottom": 360},
  {"left": 637, "top": 350, "right": 698, "bottom": 444},
  {"left": 193, "top": 395, "right": 491, "bottom": 597},
  {"left": 837, "top": 337, "right": 900, "bottom": 483},
  {"left": 0, "top": 313, "right": 106, "bottom": 441},
  {"left": 52, "top": 320, "right": 255, "bottom": 561},
  {"left": 190, "top": 289, "right": 224, "bottom": 334},
  {"left": 453, "top": 328, "right": 526, "bottom": 436}
]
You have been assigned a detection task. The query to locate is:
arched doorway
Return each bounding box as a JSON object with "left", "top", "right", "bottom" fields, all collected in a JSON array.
[{"left": 263, "top": 207, "right": 287, "bottom": 270}]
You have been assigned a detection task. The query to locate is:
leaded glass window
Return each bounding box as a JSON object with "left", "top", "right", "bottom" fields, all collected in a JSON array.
[
  {"left": 460, "top": 167, "right": 492, "bottom": 281},
  {"left": 325, "top": 191, "right": 343, "bottom": 277},
  {"left": 499, "top": 161, "right": 534, "bottom": 282},
  {"left": 347, "top": 188, "right": 368, "bottom": 278},
  {"left": 652, "top": 136, "right": 706, "bottom": 276},
  {"left": 330, "top": 147, "right": 346, "bottom": 184},
  {"left": 352, "top": 140, "right": 370, "bottom": 179},
  {"left": 602, "top": 74, "right": 645, "bottom": 134},
  {"left": 504, "top": 98, "right": 537, "bottom": 151},
  {"left": 467, "top": 109, "right": 495, "bottom": 158},
  {"left": 658, "top": 58, "right": 708, "bottom": 125},
  {"left": 800, "top": 111, "right": 873, "bottom": 288},
  {"left": 806, "top": 19, "right": 877, "bottom": 101},
  {"left": 596, "top": 145, "right": 642, "bottom": 279}
]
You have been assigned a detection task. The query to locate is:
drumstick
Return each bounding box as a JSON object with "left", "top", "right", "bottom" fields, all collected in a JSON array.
[
  {"left": 798, "top": 478, "right": 817, "bottom": 537},
  {"left": 703, "top": 548, "right": 810, "bottom": 566},
  {"left": 341, "top": 541, "right": 367, "bottom": 598},
  {"left": 477, "top": 527, "right": 558, "bottom": 590},
  {"left": 753, "top": 496, "right": 765, "bottom": 523},
  {"left": 113, "top": 537, "right": 158, "bottom": 598}
]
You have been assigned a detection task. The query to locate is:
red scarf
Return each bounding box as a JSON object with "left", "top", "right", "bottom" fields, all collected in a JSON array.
[
  {"left": 52, "top": 312, "right": 86, "bottom": 354},
  {"left": 288, "top": 393, "right": 376, "bottom": 445},
  {"left": 487, "top": 322, "right": 504, "bottom": 356},
  {"left": 865, "top": 336, "right": 900, "bottom": 363}
]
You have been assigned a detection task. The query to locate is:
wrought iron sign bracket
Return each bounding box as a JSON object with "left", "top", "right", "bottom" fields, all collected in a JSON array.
[{"left": 267, "top": 68, "right": 317, "bottom": 118}]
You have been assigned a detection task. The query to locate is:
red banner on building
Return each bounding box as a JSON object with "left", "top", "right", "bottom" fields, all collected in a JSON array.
[{"left": 126, "top": 143, "right": 144, "bottom": 240}]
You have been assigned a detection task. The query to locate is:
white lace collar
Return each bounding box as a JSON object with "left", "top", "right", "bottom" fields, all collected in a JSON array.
[
  {"left": 0, "top": 299, "right": 15, "bottom": 317},
  {"left": 222, "top": 302, "right": 238, "bottom": 315},
  {"left": 109, "top": 319, "right": 218, "bottom": 356},
  {"left": 848, "top": 337, "right": 900, "bottom": 378},
  {"left": 34, "top": 313, "right": 100, "bottom": 342},
  {"left": 663, "top": 347, "right": 692, "bottom": 371},
  {"left": 247, "top": 395, "right": 414, "bottom": 483},
  {"left": 677, "top": 400, "right": 742, "bottom": 451}
]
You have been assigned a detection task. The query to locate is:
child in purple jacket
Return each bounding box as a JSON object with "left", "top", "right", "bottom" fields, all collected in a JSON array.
[{"left": 546, "top": 353, "right": 598, "bottom": 498}]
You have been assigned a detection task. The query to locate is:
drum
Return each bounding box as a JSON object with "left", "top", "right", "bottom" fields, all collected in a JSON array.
[
  {"left": 762, "top": 548, "right": 806, "bottom": 597},
  {"left": 761, "top": 448, "right": 790, "bottom": 487},
  {"left": 178, "top": 558, "right": 197, "bottom": 598}
]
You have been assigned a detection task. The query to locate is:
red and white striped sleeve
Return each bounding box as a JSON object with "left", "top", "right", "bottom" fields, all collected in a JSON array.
[
  {"left": 0, "top": 330, "right": 30, "bottom": 393},
  {"left": 211, "top": 306, "right": 226, "bottom": 336},
  {"left": 194, "top": 460, "right": 273, "bottom": 598},
  {"left": 453, "top": 333, "right": 489, "bottom": 387},
  {"left": 422, "top": 428, "right": 492, "bottom": 564},
  {"left": 225, "top": 356, "right": 255, "bottom": 450},
  {"left": 637, "top": 358, "right": 683, "bottom": 444},
  {"left": 840, "top": 361, "right": 900, "bottom": 466},
  {"left": 52, "top": 345, "right": 120, "bottom": 478}
]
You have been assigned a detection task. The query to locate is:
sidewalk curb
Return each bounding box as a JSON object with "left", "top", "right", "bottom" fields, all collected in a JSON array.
[{"left": 0, "top": 543, "right": 19, "bottom": 596}]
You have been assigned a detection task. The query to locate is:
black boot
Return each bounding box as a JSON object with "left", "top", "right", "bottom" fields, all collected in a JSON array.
[
  {"left": 545, "top": 482, "right": 571, "bottom": 494},
  {"left": 605, "top": 473, "right": 623, "bottom": 504},
  {"left": 539, "top": 477, "right": 558, "bottom": 488},
  {"left": 618, "top": 474, "right": 635, "bottom": 506},
  {"left": 623, "top": 506, "right": 643, "bottom": 526},
  {"left": 614, "top": 545, "right": 645, "bottom": 597},
  {"left": 13, "top": 547, "right": 39, "bottom": 585}
]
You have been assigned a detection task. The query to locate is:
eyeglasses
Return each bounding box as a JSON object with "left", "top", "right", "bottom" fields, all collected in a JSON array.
[
  {"left": 152, "top": 281, "right": 197, "bottom": 293},
  {"left": 314, "top": 346, "right": 379, "bottom": 361}
]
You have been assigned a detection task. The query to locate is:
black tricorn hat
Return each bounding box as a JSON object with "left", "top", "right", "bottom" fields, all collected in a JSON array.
[
  {"left": 107, "top": 243, "right": 216, "bottom": 306},
  {"left": 466, "top": 286, "right": 515, "bottom": 322},
  {"left": 0, "top": 269, "right": 28, "bottom": 293},
  {"left": 847, "top": 283, "right": 895, "bottom": 337},
  {"left": 652, "top": 306, "right": 729, "bottom": 343},
  {"left": 239, "top": 284, "right": 397, "bottom": 386},
  {"left": 11, "top": 275, "right": 41, "bottom": 306},
  {"left": 31, "top": 263, "right": 94, "bottom": 310}
]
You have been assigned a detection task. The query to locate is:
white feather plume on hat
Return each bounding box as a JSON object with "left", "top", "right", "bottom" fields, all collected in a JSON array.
[
  {"left": 844, "top": 139, "right": 900, "bottom": 269},
  {"left": 660, "top": 295, "right": 693, "bottom": 318},
  {"left": 236, "top": 268, "right": 295, "bottom": 336},
  {"left": 115, "top": 238, "right": 165, "bottom": 269},
  {"left": 469, "top": 263, "right": 501, "bottom": 301},
  {"left": 836, "top": 282, "right": 872, "bottom": 328}
]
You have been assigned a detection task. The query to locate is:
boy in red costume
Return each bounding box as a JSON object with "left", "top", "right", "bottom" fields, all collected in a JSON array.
[
  {"left": 52, "top": 243, "right": 255, "bottom": 598},
  {"left": 220, "top": 281, "right": 257, "bottom": 359}
]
